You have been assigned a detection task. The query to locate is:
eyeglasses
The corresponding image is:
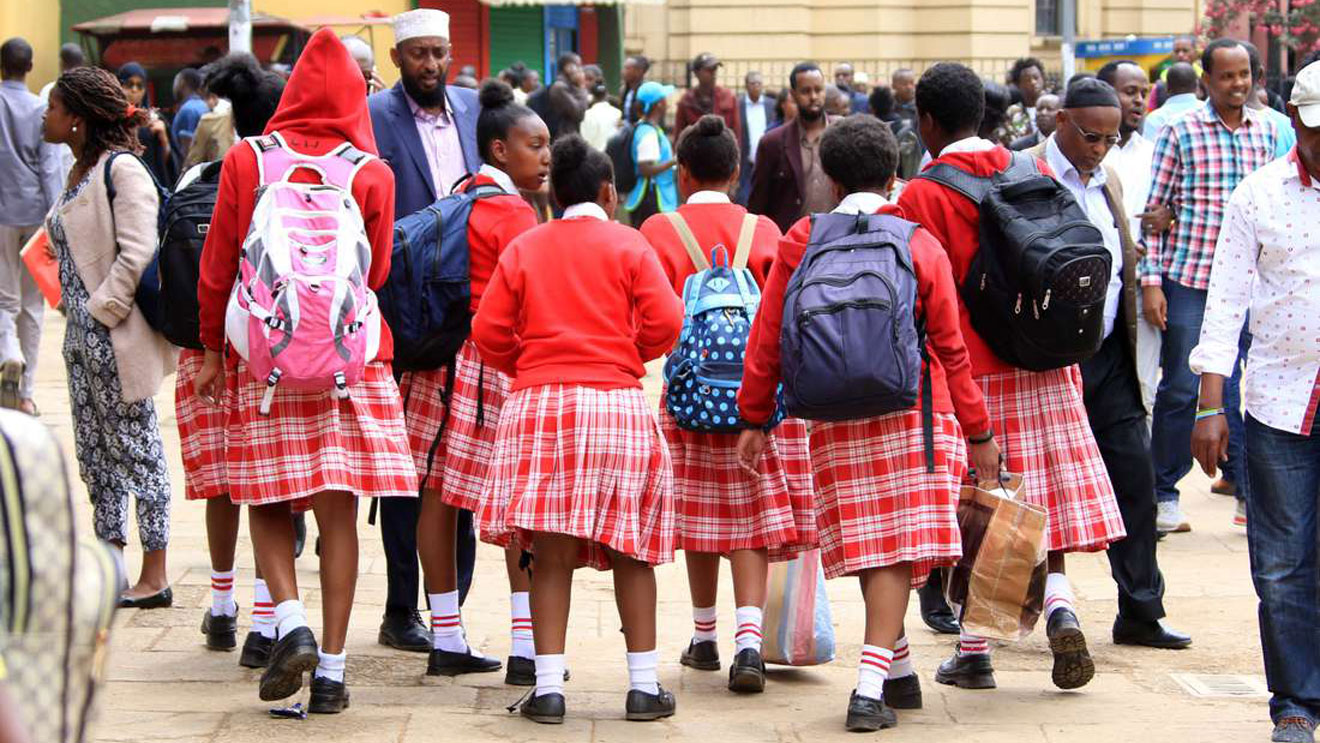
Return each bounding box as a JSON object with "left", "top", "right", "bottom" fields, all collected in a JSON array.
[{"left": 1070, "top": 118, "right": 1120, "bottom": 147}]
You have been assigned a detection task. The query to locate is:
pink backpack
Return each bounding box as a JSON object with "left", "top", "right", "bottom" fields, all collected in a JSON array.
[{"left": 224, "top": 133, "right": 380, "bottom": 414}]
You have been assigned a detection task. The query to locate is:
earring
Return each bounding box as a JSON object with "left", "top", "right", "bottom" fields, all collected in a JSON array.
[{"left": 71, "top": 125, "right": 77, "bottom": 132}]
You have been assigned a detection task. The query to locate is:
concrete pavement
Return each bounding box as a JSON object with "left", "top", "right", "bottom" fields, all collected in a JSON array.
[{"left": 24, "top": 311, "right": 1271, "bottom": 742}]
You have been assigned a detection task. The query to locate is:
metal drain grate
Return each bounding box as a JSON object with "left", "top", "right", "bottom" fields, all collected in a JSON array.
[{"left": 1171, "top": 673, "right": 1270, "bottom": 698}]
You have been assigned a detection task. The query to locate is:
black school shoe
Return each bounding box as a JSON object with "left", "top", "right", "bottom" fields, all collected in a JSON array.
[
  {"left": 1046, "top": 608, "right": 1095, "bottom": 690},
  {"left": 240, "top": 632, "right": 274, "bottom": 669},
  {"left": 727, "top": 648, "right": 766, "bottom": 693},
  {"left": 935, "top": 651, "right": 997, "bottom": 690},
  {"left": 505, "top": 656, "right": 572, "bottom": 686},
  {"left": 882, "top": 674, "right": 923, "bottom": 710},
  {"left": 308, "top": 676, "right": 351, "bottom": 714},
  {"left": 679, "top": 639, "right": 721, "bottom": 671},
  {"left": 520, "top": 692, "right": 566, "bottom": 724},
  {"left": 119, "top": 586, "right": 173, "bottom": 609},
  {"left": 200, "top": 609, "right": 238, "bottom": 651},
  {"left": 378, "top": 610, "right": 431, "bottom": 652},
  {"left": 918, "top": 573, "right": 960, "bottom": 635},
  {"left": 426, "top": 648, "right": 502, "bottom": 676},
  {"left": 845, "top": 691, "right": 898, "bottom": 732},
  {"left": 625, "top": 686, "right": 676, "bottom": 721},
  {"left": 258, "top": 626, "right": 319, "bottom": 701}
]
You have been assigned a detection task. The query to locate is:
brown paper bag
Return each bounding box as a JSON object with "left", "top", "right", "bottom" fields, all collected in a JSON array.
[{"left": 944, "top": 474, "right": 1048, "bottom": 642}]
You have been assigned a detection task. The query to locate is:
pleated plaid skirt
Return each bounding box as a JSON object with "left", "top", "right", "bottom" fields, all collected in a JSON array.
[
  {"left": 477, "top": 384, "right": 675, "bottom": 571},
  {"left": 174, "top": 349, "right": 229, "bottom": 501},
  {"left": 811, "top": 410, "right": 967, "bottom": 586},
  {"left": 226, "top": 361, "right": 417, "bottom": 506},
  {"left": 399, "top": 341, "right": 509, "bottom": 511},
  {"left": 977, "top": 366, "right": 1125, "bottom": 553},
  {"left": 659, "top": 403, "right": 816, "bottom": 558}
]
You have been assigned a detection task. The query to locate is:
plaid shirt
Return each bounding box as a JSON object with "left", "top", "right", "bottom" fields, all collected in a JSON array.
[{"left": 1142, "top": 101, "right": 1279, "bottom": 290}]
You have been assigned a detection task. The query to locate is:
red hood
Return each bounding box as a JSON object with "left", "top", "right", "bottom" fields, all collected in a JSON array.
[
  {"left": 922, "top": 146, "right": 1012, "bottom": 178},
  {"left": 264, "top": 28, "right": 376, "bottom": 155}
]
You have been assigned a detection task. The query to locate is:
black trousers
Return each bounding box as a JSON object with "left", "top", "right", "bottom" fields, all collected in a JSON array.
[
  {"left": 379, "top": 497, "right": 477, "bottom": 614},
  {"left": 1080, "top": 320, "right": 1167, "bottom": 622}
]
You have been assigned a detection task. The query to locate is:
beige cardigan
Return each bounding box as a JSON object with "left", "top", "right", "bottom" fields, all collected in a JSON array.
[{"left": 49, "top": 151, "right": 177, "bottom": 403}]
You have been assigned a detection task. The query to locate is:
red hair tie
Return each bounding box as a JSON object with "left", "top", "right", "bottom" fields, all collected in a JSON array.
[{"left": 124, "top": 104, "right": 140, "bottom": 119}]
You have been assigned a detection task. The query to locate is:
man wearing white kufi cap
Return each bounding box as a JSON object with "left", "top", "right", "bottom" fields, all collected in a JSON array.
[{"left": 365, "top": 5, "right": 484, "bottom": 665}]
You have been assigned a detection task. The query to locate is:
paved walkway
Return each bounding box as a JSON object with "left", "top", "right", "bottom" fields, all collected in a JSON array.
[{"left": 26, "top": 312, "right": 1271, "bottom": 742}]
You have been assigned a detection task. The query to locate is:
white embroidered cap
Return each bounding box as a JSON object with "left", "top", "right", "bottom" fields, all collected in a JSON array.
[{"left": 391, "top": 9, "right": 450, "bottom": 44}]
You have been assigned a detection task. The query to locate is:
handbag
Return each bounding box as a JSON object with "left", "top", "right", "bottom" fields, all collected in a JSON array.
[{"left": 761, "top": 550, "right": 835, "bottom": 666}]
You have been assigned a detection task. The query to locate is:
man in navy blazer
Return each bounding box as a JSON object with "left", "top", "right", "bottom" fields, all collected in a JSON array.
[{"left": 366, "top": 9, "right": 484, "bottom": 660}]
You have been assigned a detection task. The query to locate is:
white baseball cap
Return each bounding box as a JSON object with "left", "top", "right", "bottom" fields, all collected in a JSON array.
[{"left": 1290, "top": 61, "right": 1320, "bottom": 127}]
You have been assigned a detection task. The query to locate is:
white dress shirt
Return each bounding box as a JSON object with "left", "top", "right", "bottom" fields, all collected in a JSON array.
[
  {"left": 687, "top": 190, "right": 731, "bottom": 205},
  {"left": 1103, "top": 130, "right": 1154, "bottom": 244},
  {"left": 832, "top": 191, "right": 889, "bottom": 215},
  {"left": 477, "top": 163, "right": 518, "bottom": 195},
  {"left": 563, "top": 201, "right": 609, "bottom": 221},
  {"left": 1190, "top": 152, "right": 1320, "bottom": 435},
  {"left": 744, "top": 95, "right": 768, "bottom": 163},
  {"left": 1044, "top": 136, "right": 1124, "bottom": 339}
]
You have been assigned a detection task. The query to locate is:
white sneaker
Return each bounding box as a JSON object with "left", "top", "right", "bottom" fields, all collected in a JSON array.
[
  {"left": 1233, "top": 500, "right": 1247, "bottom": 529},
  {"left": 1156, "top": 501, "right": 1191, "bottom": 533}
]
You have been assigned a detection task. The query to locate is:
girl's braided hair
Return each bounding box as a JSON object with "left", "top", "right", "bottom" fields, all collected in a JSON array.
[{"left": 55, "top": 66, "right": 147, "bottom": 169}]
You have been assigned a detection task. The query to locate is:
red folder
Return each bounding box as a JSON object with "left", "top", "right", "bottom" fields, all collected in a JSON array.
[{"left": 20, "top": 229, "right": 60, "bottom": 308}]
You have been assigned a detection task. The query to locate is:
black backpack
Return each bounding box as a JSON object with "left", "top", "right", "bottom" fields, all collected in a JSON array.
[
  {"left": 606, "top": 122, "right": 638, "bottom": 195},
  {"left": 105, "top": 151, "right": 171, "bottom": 334},
  {"left": 917, "top": 151, "right": 1111, "bottom": 371},
  {"left": 155, "top": 161, "right": 223, "bottom": 349}
]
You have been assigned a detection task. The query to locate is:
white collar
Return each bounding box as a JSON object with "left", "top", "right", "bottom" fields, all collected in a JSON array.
[
  {"left": 832, "top": 191, "right": 889, "bottom": 214},
  {"left": 686, "top": 190, "right": 731, "bottom": 205},
  {"left": 1044, "top": 135, "right": 1106, "bottom": 189},
  {"left": 938, "top": 136, "right": 997, "bottom": 156},
  {"left": 563, "top": 202, "right": 609, "bottom": 221},
  {"left": 1120, "top": 130, "right": 1149, "bottom": 151},
  {"left": 477, "top": 163, "right": 519, "bottom": 195}
]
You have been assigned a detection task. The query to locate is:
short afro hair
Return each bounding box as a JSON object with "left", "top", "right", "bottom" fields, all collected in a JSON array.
[
  {"left": 916, "top": 63, "right": 985, "bottom": 136},
  {"left": 1095, "top": 59, "right": 1141, "bottom": 88},
  {"left": 1009, "top": 57, "right": 1045, "bottom": 85},
  {"left": 550, "top": 135, "right": 613, "bottom": 209},
  {"left": 789, "top": 61, "right": 823, "bottom": 91},
  {"left": 1202, "top": 38, "right": 1249, "bottom": 77},
  {"left": 820, "top": 115, "right": 899, "bottom": 193}
]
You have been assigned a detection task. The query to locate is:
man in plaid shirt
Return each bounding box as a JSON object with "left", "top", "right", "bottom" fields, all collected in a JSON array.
[{"left": 1142, "top": 38, "right": 1280, "bottom": 533}]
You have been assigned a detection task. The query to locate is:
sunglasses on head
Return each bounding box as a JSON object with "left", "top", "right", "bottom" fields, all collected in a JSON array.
[{"left": 1069, "top": 118, "right": 1120, "bottom": 147}]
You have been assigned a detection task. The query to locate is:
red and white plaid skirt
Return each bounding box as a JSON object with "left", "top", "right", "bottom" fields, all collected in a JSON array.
[
  {"left": 398, "top": 341, "right": 509, "bottom": 511},
  {"left": 659, "top": 402, "right": 816, "bottom": 558},
  {"left": 811, "top": 410, "right": 967, "bottom": 586},
  {"left": 978, "top": 366, "right": 1125, "bottom": 553},
  {"left": 175, "top": 349, "right": 229, "bottom": 501},
  {"left": 477, "top": 384, "right": 675, "bottom": 571},
  {"left": 226, "top": 361, "right": 417, "bottom": 506}
]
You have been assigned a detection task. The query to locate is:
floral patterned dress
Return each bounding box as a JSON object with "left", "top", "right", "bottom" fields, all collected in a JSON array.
[{"left": 49, "top": 169, "right": 171, "bottom": 551}]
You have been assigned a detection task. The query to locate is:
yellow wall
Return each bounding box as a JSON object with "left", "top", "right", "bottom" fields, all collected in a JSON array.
[
  {"left": 254, "top": 0, "right": 410, "bottom": 87},
  {"left": 0, "top": 3, "right": 63, "bottom": 92}
]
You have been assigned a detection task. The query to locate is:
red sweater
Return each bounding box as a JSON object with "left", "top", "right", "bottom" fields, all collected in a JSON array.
[
  {"left": 471, "top": 216, "right": 684, "bottom": 391},
  {"left": 897, "top": 146, "right": 1053, "bottom": 377},
  {"left": 637, "top": 201, "right": 782, "bottom": 293},
  {"left": 739, "top": 205, "right": 992, "bottom": 437},
  {"left": 464, "top": 173, "right": 540, "bottom": 312}
]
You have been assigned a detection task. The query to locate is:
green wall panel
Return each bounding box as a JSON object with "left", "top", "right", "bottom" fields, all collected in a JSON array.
[{"left": 488, "top": 5, "right": 544, "bottom": 79}]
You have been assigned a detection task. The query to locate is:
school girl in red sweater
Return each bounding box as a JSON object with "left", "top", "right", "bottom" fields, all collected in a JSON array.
[
  {"left": 897, "top": 63, "right": 1124, "bottom": 692},
  {"left": 193, "top": 30, "right": 416, "bottom": 713},
  {"left": 739, "top": 116, "right": 999, "bottom": 732},
  {"left": 472, "top": 136, "right": 683, "bottom": 724},
  {"left": 637, "top": 115, "right": 815, "bottom": 693},
  {"left": 395, "top": 80, "right": 550, "bottom": 682}
]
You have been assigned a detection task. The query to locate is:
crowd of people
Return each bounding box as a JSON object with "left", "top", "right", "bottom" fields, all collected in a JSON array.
[{"left": 1, "top": 13, "right": 1318, "bottom": 743}]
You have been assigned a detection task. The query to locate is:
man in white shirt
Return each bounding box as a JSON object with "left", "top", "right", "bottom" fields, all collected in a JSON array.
[
  {"left": 737, "top": 71, "right": 774, "bottom": 204},
  {"left": 1190, "top": 62, "right": 1320, "bottom": 743},
  {"left": 1030, "top": 77, "right": 1191, "bottom": 651}
]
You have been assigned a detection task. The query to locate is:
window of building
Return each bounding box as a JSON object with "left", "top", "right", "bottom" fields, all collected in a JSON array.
[{"left": 1036, "top": 0, "right": 1060, "bottom": 35}]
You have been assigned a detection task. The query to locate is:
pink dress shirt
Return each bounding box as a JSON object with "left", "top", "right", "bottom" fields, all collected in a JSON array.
[{"left": 407, "top": 93, "right": 467, "bottom": 196}]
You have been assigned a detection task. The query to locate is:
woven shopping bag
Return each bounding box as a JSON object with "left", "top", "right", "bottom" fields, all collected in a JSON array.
[{"left": 761, "top": 549, "right": 836, "bottom": 665}]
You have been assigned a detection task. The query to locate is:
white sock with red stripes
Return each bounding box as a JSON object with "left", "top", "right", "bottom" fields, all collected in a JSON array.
[
  {"left": 890, "top": 635, "right": 915, "bottom": 679},
  {"left": 856, "top": 644, "right": 893, "bottom": 701},
  {"left": 1044, "top": 572, "right": 1077, "bottom": 621},
  {"left": 958, "top": 630, "right": 989, "bottom": 657},
  {"left": 510, "top": 591, "right": 535, "bottom": 660},
  {"left": 250, "top": 578, "right": 275, "bottom": 639},
  {"left": 692, "top": 605, "right": 718, "bottom": 643},
  {"left": 430, "top": 590, "right": 471, "bottom": 654},
  {"left": 734, "top": 606, "right": 763, "bottom": 653},
  {"left": 210, "top": 569, "right": 237, "bottom": 617}
]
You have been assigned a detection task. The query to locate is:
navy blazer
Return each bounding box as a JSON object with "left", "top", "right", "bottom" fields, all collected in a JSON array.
[{"left": 368, "top": 83, "right": 481, "bottom": 219}]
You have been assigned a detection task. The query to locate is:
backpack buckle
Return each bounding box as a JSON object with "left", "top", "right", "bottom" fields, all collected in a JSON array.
[
  {"left": 333, "top": 371, "right": 350, "bottom": 400},
  {"left": 259, "top": 369, "right": 283, "bottom": 416},
  {"left": 1014, "top": 294, "right": 1023, "bottom": 315}
]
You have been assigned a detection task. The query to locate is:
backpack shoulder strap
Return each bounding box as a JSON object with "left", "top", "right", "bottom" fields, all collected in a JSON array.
[
  {"left": 916, "top": 161, "right": 993, "bottom": 205},
  {"left": 665, "top": 211, "right": 709, "bottom": 271},
  {"left": 1002, "top": 150, "right": 1040, "bottom": 180},
  {"left": 468, "top": 184, "right": 507, "bottom": 200},
  {"left": 732, "top": 213, "right": 758, "bottom": 270}
]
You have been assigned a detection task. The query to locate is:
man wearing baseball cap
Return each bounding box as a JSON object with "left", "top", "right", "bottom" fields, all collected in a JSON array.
[
  {"left": 1191, "top": 60, "right": 1320, "bottom": 743},
  {"left": 675, "top": 52, "right": 741, "bottom": 145}
]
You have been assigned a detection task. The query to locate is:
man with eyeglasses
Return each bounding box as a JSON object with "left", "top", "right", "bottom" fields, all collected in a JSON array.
[
  {"left": 1142, "top": 39, "right": 1281, "bottom": 535},
  {"left": 1025, "top": 77, "right": 1192, "bottom": 653}
]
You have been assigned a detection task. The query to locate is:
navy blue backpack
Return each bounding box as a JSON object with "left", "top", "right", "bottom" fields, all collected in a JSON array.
[
  {"left": 105, "top": 151, "right": 171, "bottom": 334},
  {"left": 780, "top": 212, "right": 934, "bottom": 466},
  {"left": 663, "top": 212, "right": 783, "bottom": 432},
  {"left": 377, "top": 181, "right": 505, "bottom": 372}
]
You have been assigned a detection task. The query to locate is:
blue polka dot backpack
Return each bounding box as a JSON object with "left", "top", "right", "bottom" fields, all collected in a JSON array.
[{"left": 662, "top": 212, "right": 785, "bottom": 433}]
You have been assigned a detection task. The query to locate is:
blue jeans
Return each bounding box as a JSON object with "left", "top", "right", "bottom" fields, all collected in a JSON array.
[
  {"left": 1246, "top": 414, "right": 1320, "bottom": 724},
  {"left": 1151, "top": 279, "right": 1249, "bottom": 503}
]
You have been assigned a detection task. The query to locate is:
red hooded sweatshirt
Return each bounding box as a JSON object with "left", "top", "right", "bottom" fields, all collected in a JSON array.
[
  {"left": 897, "top": 145, "right": 1052, "bottom": 378},
  {"left": 197, "top": 28, "right": 397, "bottom": 362}
]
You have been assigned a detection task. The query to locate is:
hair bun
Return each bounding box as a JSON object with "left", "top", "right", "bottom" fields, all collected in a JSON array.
[
  {"left": 694, "top": 114, "right": 726, "bottom": 137},
  {"left": 479, "top": 79, "right": 516, "bottom": 109}
]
